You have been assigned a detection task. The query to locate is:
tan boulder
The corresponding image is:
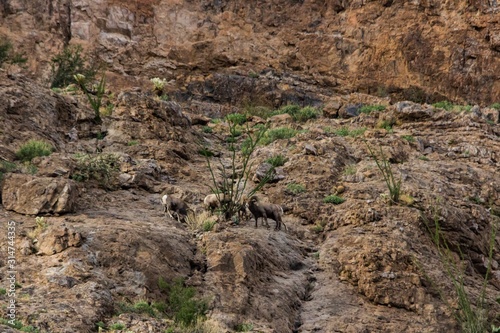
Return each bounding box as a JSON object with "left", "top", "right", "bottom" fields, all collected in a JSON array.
[{"left": 2, "top": 174, "right": 78, "bottom": 215}]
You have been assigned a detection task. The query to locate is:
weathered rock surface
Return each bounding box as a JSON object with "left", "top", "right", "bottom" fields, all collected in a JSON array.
[
  {"left": 2, "top": 174, "right": 79, "bottom": 215},
  {"left": 0, "top": 0, "right": 499, "bottom": 105}
]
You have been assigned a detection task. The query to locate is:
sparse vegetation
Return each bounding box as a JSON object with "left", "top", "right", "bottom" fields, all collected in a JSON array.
[
  {"left": 0, "top": 37, "right": 27, "bottom": 67},
  {"left": 360, "top": 104, "right": 386, "bottom": 114},
  {"left": 202, "top": 126, "right": 213, "bottom": 133},
  {"left": 28, "top": 216, "right": 48, "bottom": 239},
  {"left": 365, "top": 142, "right": 401, "bottom": 205},
  {"left": 402, "top": 135, "right": 415, "bottom": 142},
  {"left": 74, "top": 72, "right": 106, "bottom": 124},
  {"left": 16, "top": 140, "right": 53, "bottom": 162},
  {"left": 127, "top": 140, "right": 139, "bottom": 146},
  {"left": 0, "top": 318, "right": 39, "bottom": 333},
  {"left": 71, "top": 153, "right": 120, "bottom": 188},
  {"left": 279, "top": 104, "right": 320, "bottom": 122},
  {"left": 203, "top": 119, "right": 272, "bottom": 221},
  {"left": 51, "top": 44, "right": 97, "bottom": 89},
  {"left": 334, "top": 126, "right": 367, "bottom": 138},
  {"left": 422, "top": 202, "right": 499, "bottom": 333},
  {"left": 0, "top": 160, "right": 17, "bottom": 180},
  {"left": 266, "top": 154, "right": 287, "bottom": 167},
  {"left": 198, "top": 147, "right": 215, "bottom": 157},
  {"left": 432, "top": 100, "right": 454, "bottom": 111},
  {"left": 490, "top": 103, "right": 500, "bottom": 110},
  {"left": 108, "top": 323, "right": 126, "bottom": 330},
  {"left": 323, "top": 195, "right": 345, "bottom": 205},
  {"left": 260, "top": 127, "right": 299, "bottom": 145},
  {"left": 235, "top": 323, "right": 254, "bottom": 332},
  {"left": 343, "top": 164, "right": 357, "bottom": 176},
  {"left": 286, "top": 183, "right": 306, "bottom": 195},
  {"left": 225, "top": 113, "right": 247, "bottom": 125}
]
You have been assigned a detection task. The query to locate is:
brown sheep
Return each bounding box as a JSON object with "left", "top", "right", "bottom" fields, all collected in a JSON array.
[
  {"left": 161, "top": 194, "right": 189, "bottom": 223},
  {"left": 246, "top": 195, "right": 286, "bottom": 231}
]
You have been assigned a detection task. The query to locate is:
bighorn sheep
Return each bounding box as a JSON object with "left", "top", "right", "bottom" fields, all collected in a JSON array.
[
  {"left": 204, "top": 192, "right": 249, "bottom": 222},
  {"left": 247, "top": 195, "right": 286, "bottom": 231},
  {"left": 161, "top": 194, "right": 189, "bottom": 223}
]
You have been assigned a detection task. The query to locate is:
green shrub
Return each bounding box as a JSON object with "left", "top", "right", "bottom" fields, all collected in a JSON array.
[
  {"left": 202, "top": 126, "right": 213, "bottom": 133},
  {"left": 226, "top": 113, "right": 247, "bottom": 125},
  {"left": 266, "top": 154, "right": 287, "bottom": 167},
  {"left": 118, "top": 300, "right": 157, "bottom": 317},
  {"left": 334, "top": 126, "right": 366, "bottom": 137},
  {"left": 365, "top": 143, "right": 401, "bottom": 205},
  {"left": 202, "top": 220, "right": 216, "bottom": 232},
  {"left": 260, "top": 127, "right": 299, "bottom": 145},
  {"left": 0, "top": 160, "right": 17, "bottom": 180},
  {"left": 490, "top": 103, "right": 500, "bottom": 110},
  {"left": 51, "top": 44, "right": 97, "bottom": 88},
  {"left": 127, "top": 140, "right": 139, "bottom": 146},
  {"left": 286, "top": 183, "right": 306, "bottom": 195},
  {"left": 0, "top": 288, "right": 6, "bottom": 295},
  {"left": 432, "top": 100, "right": 454, "bottom": 111},
  {"left": 323, "top": 195, "right": 345, "bottom": 205},
  {"left": 167, "top": 278, "right": 208, "bottom": 327},
  {"left": 334, "top": 127, "right": 350, "bottom": 137},
  {"left": 402, "top": 135, "right": 415, "bottom": 142},
  {"left": 279, "top": 105, "right": 320, "bottom": 122},
  {"left": 360, "top": 104, "right": 386, "bottom": 114},
  {"left": 109, "top": 323, "right": 126, "bottom": 330},
  {"left": 16, "top": 140, "right": 53, "bottom": 162},
  {"left": 71, "top": 153, "right": 120, "bottom": 187},
  {"left": 74, "top": 73, "right": 106, "bottom": 123}
]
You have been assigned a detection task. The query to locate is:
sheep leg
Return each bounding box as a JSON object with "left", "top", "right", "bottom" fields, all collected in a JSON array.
[{"left": 263, "top": 214, "right": 270, "bottom": 229}]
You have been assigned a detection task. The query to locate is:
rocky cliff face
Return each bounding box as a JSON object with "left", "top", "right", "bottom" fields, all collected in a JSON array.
[
  {"left": 0, "top": 0, "right": 499, "bottom": 105},
  {"left": 1, "top": 1, "right": 500, "bottom": 333}
]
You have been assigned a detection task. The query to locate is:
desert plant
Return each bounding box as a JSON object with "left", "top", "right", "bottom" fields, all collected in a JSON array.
[
  {"left": 16, "top": 140, "right": 53, "bottom": 162},
  {"left": 127, "top": 140, "right": 139, "bottom": 146},
  {"left": 402, "top": 135, "right": 415, "bottom": 142},
  {"left": 260, "top": 127, "right": 299, "bottom": 145},
  {"left": 166, "top": 278, "right": 208, "bottom": 327},
  {"left": 343, "top": 164, "right": 357, "bottom": 176},
  {"left": 74, "top": 73, "right": 106, "bottom": 123},
  {"left": 0, "top": 37, "right": 27, "bottom": 67},
  {"left": 323, "top": 195, "right": 345, "bottom": 205},
  {"left": 151, "top": 77, "right": 167, "bottom": 91},
  {"left": 266, "top": 154, "right": 287, "bottom": 167},
  {"left": 71, "top": 153, "right": 120, "bottom": 188},
  {"left": 422, "top": 202, "right": 499, "bottom": 333},
  {"left": 202, "top": 120, "right": 272, "bottom": 221},
  {"left": 225, "top": 113, "right": 247, "bottom": 125},
  {"left": 365, "top": 142, "right": 401, "bottom": 205},
  {"left": 51, "top": 44, "right": 97, "bottom": 88},
  {"left": 279, "top": 104, "right": 320, "bottom": 122},
  {"left": 0, "top": 160, "right": 17, "bottom": 180},
  {"left": 360, "top": 104, "right": 386, "bottom": 114},
  {"left": 433, "top": 100, "right": 454, "bottom": 111},
  {"left": 109, "top": 323, "right": 126, "bottom": 330},
  {"left": 286, "top": 183, "right": 306, "bottom": 195},
  {"left": 202, "top": 126, "right": 213, "bottom": 133}
]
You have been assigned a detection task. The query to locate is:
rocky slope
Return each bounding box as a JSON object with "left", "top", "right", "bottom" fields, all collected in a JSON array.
[
  {"left": 0, "top": 0, "right": 499, "bottom": 106},
  {"left": 0, "top": 68, "right": 499, "bottom": 332},
  {"left": 0, "top": 1, "right": 500, "bottom": 333}
]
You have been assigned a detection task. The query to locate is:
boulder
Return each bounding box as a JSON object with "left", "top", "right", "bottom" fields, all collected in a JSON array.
[
  {"left": 395, "top": 101, "right": 433, "bottom": 121},
  {"left": 2, "top": 174, "right": 78, "bottom": 215},
  {"left": 37, "top": 225, "right": 84, "bottom": 255},
  {"left": 253, "top": 162, "right": 286, "bottom": 183}
]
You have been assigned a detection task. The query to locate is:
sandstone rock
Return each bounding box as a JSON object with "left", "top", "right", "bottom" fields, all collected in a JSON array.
[
  {"left": 37, "top": 225, "right": 84, "bottom": 255},
  {"left": 268, "top": 113, "right": 293, "bottom": 126},
  {"left": 2, "top": 174, "right": 79, "bottom": 215},
  {"left": 339, "top": 104, "right": 361, "bottom": 118}
]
